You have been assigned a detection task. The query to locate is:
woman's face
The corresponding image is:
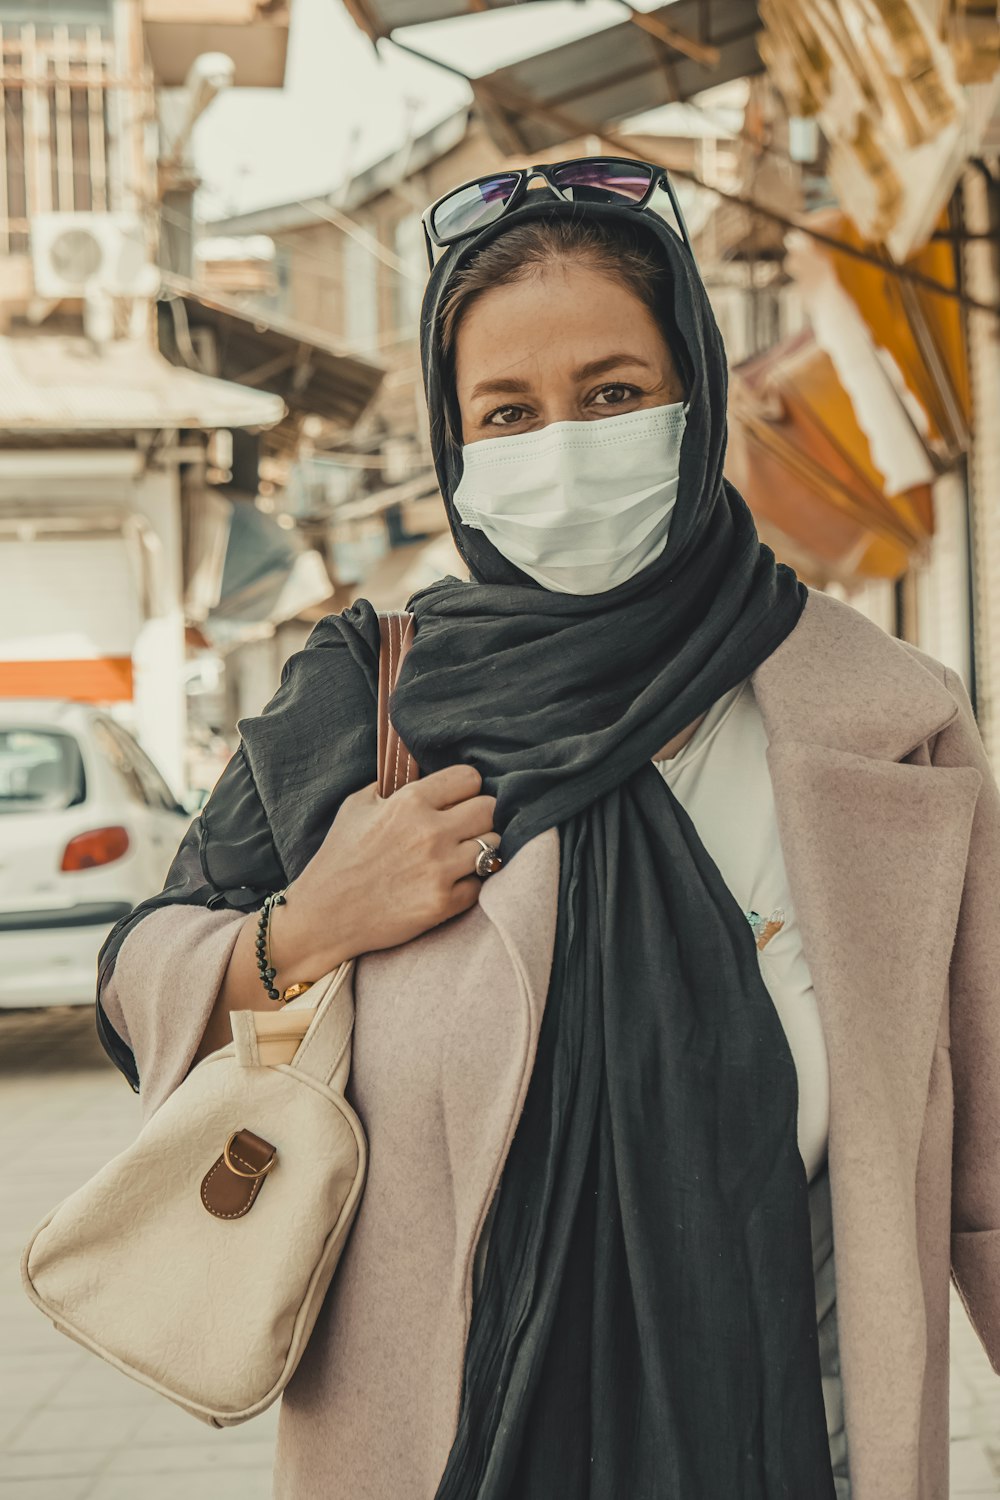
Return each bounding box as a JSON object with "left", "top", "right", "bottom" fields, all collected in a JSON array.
[{"left": 453, "top": 261, "right": 685, "bottom": 443}]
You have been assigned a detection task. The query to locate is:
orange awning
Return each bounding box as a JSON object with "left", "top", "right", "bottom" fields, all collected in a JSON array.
[
  {"left": 728, "top": 329, "right": 934, "bottom": 585},
  {"left": 807, "top": 208, "right": 970, "bottom": 458}
]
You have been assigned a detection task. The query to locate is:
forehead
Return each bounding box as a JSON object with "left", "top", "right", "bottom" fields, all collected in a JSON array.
[{"left": 453, "top": 263, "right": 672, "bottom": 390}]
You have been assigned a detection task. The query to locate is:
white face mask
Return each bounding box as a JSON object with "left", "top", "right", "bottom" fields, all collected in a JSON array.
[{"left": 453, "top": 401, "right": 687, "bottom": 595}]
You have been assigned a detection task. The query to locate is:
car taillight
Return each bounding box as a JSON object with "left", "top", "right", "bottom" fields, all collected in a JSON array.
[{"left": 60, "top": 826, "right": 130, "bottom": 871}]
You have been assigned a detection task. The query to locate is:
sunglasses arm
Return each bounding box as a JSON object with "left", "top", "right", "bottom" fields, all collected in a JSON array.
[{"left": 422, "top": 219, "right": 437, "bottom": 273}]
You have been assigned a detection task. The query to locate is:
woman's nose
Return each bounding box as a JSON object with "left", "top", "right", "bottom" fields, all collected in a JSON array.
[{"left": 540, "top": 399, "right": 584, "bottom": 427}]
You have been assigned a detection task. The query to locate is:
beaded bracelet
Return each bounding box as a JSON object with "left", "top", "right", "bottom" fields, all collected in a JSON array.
[
  {"left": 255, "top": 890, "right": 286, "bottom": 1000},
  {"left": 255, "top": 889, "right": 316, "bottom": 1003}
]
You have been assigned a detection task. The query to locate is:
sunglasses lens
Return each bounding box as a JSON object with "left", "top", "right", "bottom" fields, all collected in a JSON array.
[
  {"left": 432, "top": 174, "right": 521, "bottom": 242},
  {"left": 550, "top": 160, "right": 654, "bottom": 205}
]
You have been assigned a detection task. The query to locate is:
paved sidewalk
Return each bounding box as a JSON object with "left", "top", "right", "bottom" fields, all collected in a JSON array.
[
  {"left": 0, "top": 1008, "right": 276, "bottom": 1500},
  {"left": 952, "top": 1287, "right": 1000, "bottom": 1494},
  {"left": 1, "top": 1006, "right": 998, "bottom": 1498}
]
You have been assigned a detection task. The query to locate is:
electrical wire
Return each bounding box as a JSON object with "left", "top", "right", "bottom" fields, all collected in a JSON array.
[{"left": 290, "top": 197, "right": 422, "bottom": 281}]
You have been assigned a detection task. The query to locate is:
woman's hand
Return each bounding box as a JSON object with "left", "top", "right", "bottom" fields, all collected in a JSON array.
[{"left": 270, "top": 764, "right": 499, "bottom": 983}]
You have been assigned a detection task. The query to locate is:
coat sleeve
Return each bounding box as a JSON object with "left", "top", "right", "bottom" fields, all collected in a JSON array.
[
  {"left": 101, "top": 900, "right": 245, "bottom": 1125},
  {"left": 95, "top": 744, "right": 285, "bottom": 1095},
  {"left": 935, "top": 666, "right": 1000, "bottom": 1374}
]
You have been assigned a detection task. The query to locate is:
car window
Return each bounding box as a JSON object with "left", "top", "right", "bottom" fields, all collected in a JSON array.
[
  {"left": 99, "top": 720, "right": 182, "bottom": 814},
  {"left": 0, "top": 727, "right": 86, "bottom": 814},
  {"left": 90, "top": 719, "right": 147, "bottom": 805}
]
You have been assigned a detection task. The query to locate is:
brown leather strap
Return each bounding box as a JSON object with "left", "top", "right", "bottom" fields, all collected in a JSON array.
[
  {"left": 201, "top": 1128, "right": 277, "bottom": 1220},
  {"left": 377, "top": 611, "right": 420, "bottom": 798}
]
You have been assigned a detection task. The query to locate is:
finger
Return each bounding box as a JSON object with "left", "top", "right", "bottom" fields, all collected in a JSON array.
[
  {"left": 411, "top": 763, "right": 482, "bottom": 811},
  {"left": 325, "top": 781, "right": 379, "bottom": 835},
  {"left": 439, "top": 794, "right": 497, "bottom": 841},
  {"left": 348, "top": 781, "right": 381, "bottom": 807},
  {"left": 446, "top": 875, "right": 483, "bottom": 919}
]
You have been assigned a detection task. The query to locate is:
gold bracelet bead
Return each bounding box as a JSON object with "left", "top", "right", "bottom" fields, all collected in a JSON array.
[{"left": 280, "top": 980, "right": 315, "bottom": 1003}]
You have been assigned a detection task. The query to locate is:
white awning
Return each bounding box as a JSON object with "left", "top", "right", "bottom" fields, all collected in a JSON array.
[{"left": 0, "top": 335, "right": 285, "bottom": 434}]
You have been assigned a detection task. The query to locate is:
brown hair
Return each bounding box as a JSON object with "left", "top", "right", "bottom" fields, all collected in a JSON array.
[{"left": 439, "top": 214, "right": 679, "bottom": 362}]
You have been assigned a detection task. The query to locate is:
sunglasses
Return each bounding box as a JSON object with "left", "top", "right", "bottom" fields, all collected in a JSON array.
[{"left": 421, "top": 155, "right": 695, "bottom": 270}]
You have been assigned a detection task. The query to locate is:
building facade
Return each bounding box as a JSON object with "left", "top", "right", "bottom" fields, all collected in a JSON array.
[{"left": 0, "top": 0, "right": 381, "bottom": 792}]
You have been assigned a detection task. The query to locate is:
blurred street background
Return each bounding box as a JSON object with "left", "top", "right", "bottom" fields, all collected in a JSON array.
[{"left": 1, "top": 0, "right": 999, "bottom": 1493}]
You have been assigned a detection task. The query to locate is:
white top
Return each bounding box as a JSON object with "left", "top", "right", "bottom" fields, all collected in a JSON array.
[{"left": 653, "top": 676, "right": 830, "bottom": 1182}]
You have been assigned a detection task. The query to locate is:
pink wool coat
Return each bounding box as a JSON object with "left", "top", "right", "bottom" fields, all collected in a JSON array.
[{"left": 103, "top": 587, "right": 1000, "bottom": 1500}]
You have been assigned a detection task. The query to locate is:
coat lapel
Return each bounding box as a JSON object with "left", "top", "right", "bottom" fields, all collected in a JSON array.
[{"left": 752, "top": 589, "right": 982, "bottom": 1500}]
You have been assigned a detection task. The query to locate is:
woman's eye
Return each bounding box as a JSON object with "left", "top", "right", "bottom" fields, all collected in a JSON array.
[
  {"left": 591, "top": 383, "right": 641, "bottom": 407},
  {"left": 485, "top": 405, "right": 528, "bottom": 427}
]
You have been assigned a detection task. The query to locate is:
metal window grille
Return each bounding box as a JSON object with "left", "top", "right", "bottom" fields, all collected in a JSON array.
[{"left": 0, "top": 19, "right": 144, "bottom": 254}]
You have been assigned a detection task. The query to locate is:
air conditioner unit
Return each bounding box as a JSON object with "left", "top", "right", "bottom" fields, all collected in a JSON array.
[{"left": 31, "top": 213, "right": 152, "bottom": 299}]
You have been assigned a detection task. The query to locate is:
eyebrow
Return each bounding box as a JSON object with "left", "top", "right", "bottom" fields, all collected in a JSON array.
[{"left": 469, "top": 353, "right": 657, "bottom": 402}]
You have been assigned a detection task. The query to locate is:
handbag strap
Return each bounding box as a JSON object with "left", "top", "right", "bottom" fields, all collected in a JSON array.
[
  {"left": 376, "top": 610, "right": 420, "bottom": 797},
  {"left": 285, "top": 961, "right": 356, "bottom": 1091},
  {"left": 283, "top": 612, "right": 420, "bottom": 1089}
]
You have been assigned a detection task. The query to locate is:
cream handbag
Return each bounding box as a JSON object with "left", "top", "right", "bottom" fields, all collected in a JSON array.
[{"left": 20, "top": 612, "right": 419, "bottom": 1428}]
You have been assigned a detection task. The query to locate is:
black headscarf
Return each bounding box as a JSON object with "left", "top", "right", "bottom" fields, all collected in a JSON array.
[{"left": 97, "top": 192, "right": 836, "bottom": 1498}]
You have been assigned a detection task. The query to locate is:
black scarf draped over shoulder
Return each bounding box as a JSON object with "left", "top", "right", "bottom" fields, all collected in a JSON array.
[{"left": 98, "top": 196, "right": 836, "bottom": 1499}]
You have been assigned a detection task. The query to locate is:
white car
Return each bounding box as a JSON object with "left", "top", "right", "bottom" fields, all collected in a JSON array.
[{"left": 0, "top": 700, "right": 191, "bottom": 1008}]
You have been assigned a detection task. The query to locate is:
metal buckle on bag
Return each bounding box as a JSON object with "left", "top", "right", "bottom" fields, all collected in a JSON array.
[{"left": 222, "top": 1131, "right": 276, "bottom": 1178}]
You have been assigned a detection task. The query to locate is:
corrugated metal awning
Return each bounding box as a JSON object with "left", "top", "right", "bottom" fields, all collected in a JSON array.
[
  {"left": 0, "top": 335, "right": 284, "bottom": 435},
  {"left": 472, "top": 2, "right": 762, "bottom": 154},
  {"left": 344, "top": 0, "right": 763, "bottom": 156},
  {"left": 342, "top": 0, "right": 542, "bottom": 37},
  {"left": 160, "top": 277, "right": 385, "bottom": 431}
]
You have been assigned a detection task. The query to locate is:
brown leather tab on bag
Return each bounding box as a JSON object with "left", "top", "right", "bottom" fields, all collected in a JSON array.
[
  {"left": 201, "top": 1128, "right": 277, "bottom": 1221},
  {"left": 377, "top": 611, "right": 421, "bottom": 798}
]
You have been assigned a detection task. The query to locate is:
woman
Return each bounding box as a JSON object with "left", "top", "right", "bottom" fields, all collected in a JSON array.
[{"left": 97, "top": 160, "right": 1000, "bottom": 1500}]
